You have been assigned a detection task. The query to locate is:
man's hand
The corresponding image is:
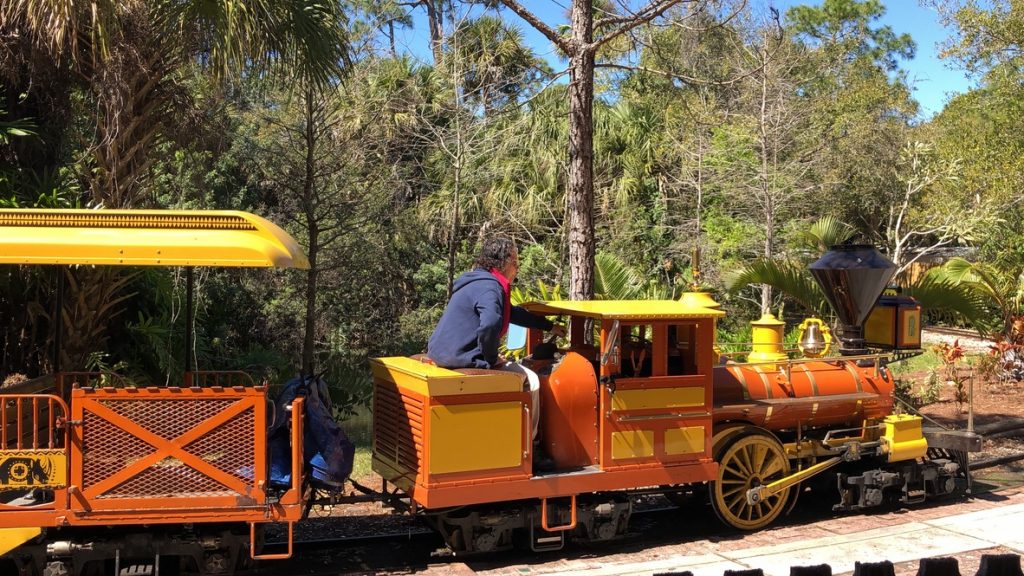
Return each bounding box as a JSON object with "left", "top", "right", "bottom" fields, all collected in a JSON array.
[{"left": 549, "top": 324, "right": 567, "bottom": 338}]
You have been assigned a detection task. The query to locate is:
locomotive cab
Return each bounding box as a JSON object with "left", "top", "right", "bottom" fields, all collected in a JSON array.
[{"left": 516, "top": 302, "right": 720, "bottom": 474}]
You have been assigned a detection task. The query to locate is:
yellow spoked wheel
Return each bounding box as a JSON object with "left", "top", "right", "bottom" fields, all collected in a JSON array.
[{"left": 710, "top": 430, "right": 791, "bottom": 531}]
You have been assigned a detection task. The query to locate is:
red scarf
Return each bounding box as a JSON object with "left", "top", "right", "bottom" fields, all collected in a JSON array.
[{"left": 490, "top": 268, "right": 512, "bottom": 337}]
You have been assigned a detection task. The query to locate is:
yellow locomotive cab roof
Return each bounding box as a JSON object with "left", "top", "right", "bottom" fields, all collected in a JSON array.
[
  {"left": 0, "top": 209, "right": 309, "bottom": 269},
  {"left": 521, "top": 299, "right": 725, "bottom": 320}
]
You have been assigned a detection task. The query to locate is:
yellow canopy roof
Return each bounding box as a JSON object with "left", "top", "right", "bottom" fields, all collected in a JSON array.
[
  {"left": 0, "top": 209, "right": 309, "bottom": 269},
  {"left": 521, "top": 299, "right": 725, "bottom": 320}
]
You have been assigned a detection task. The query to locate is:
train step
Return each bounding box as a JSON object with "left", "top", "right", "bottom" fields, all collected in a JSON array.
[{"left": 529, "top": 523, "right": 565, "bottom": 552}]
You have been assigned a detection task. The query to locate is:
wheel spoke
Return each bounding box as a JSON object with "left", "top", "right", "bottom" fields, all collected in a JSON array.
[
  {"left": 733, "top": 448, "right": 752, "bottom": 477},
  {"left": 724, "top": 463, "right": 746, "bottom": 480},
  {"left": 762, "top": 457, "right": 784, "bottom": 479},
  {"left": 727, "top": 491, "right": 746, "bottom": 511},
  {"left": 752, "top": 444, "right": 767, "bottom": 475},
  {"left": 722, "top": 484, "right": 745, "bottom": 498}
]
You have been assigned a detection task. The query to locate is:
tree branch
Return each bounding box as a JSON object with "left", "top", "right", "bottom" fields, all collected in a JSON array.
[
  {"left": 495, "top": 0, "right": 572, "bottom": 53},
  {"left": 593, "top": 0, "right": 702, "bottom": 51},
  {"left": 595, "top": 60, "right": 763, "bottom": 87}
]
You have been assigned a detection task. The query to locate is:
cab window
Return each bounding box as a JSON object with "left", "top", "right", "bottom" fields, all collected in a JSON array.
[
  {"left": 619, "top": 324, "right": 653, "bottom": 377},
  {"left": 668, "top": 323, "right": 699, "bottom": 376}
]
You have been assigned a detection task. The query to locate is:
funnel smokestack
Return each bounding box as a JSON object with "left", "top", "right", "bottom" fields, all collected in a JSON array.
[{"left": 809, "top": 245, "right": 895, "bottom": 356}]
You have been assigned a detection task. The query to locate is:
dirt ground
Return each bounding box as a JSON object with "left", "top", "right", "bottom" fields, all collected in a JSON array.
[
  {"left": 910, "top": 331, "right": 1024, "bottom": 451},
  {"left": 917, "top": 376, "right": 1024, "bottom": 431}
]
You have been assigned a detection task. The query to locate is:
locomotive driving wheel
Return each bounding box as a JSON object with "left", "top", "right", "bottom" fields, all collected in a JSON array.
[{"left": 710, "top": 429, "right": 791, "bottom": 531}]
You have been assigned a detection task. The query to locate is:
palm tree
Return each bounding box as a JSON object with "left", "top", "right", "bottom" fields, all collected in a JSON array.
[
  {"left": 2, "top": 0, "right": 348, "bottom": 375},
  {"left": 2, "top": 0, "right": 348, "bottom": 207},
  {"left": 449, "top": 16, "right": 545, "bottom": 115},
  {"left": 925, "top": 258, "right": 1022, "bottom": 340}
]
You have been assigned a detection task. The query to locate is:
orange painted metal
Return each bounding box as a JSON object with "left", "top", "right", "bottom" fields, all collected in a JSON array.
[
  {"left": 0, "top": 374, "right": 306, "bottom": 531},
  {"left": 541, "top": 495, "right": 577, "bottom": 531},
  {"left": 375, "top": 456, "right": 719, "bottom": 509},
  {"left": 376, "top": 317, "right": 721, "bottom": 510},
  {"left": 598, "top": 319, "right": 715, "bottom": 471},
  {"left": 713, "top": 360, "right": 895, "bottom": 430},
  {"left": 374, "top": 309, "right": 896, "bottom": 514},
  {"left": 0, "top": 393, "right": 69, "bottom": 517},
  {"left": 539, "top": 352, "right": 599, "bottom": 469},
  {"left": 1, "top": 394, "right": 67, "bottom": 451},
  {"left": 373, "top": 378, "right": 532, "bottom": 492},
  {"left": 251, "top": 521, "right": 294, "bottom": 560},
  {"left": 69, "top": 386, "right": 269, "bottom": 513}
]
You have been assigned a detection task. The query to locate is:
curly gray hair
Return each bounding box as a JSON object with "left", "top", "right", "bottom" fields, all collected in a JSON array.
[{"left": 473, "top": 236, "right": 516, "bottom": 271}]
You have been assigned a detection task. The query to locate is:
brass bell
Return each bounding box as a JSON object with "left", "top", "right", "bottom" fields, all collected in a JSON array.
[{"left": 798, "top": 318, "right": 831, "bottom": 358}]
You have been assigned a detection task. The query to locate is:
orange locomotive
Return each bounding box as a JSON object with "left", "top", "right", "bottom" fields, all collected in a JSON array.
[{"left": 371, "top": 245, "right": 979, "bottom": 553}]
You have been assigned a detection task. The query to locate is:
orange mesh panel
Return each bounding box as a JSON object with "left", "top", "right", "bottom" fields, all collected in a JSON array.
[
  {"left": 82, "top": 412, "right": 157, "bottom": 490},
  {"left": 185, "top": 408, "right": 256, "bottom": 482},
  {"left": 79, "top": 393, "right": 258, "bottom": 499},
  {"left": 106, "top": 458, "right": 232, "bottom": 498},
  {"left": 99, "top": 399, "right": 236, "bottom": 440}
]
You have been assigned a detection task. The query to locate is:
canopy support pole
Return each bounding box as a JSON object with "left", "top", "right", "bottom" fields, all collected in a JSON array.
[
  {"left": 184, "top": 267, "right": 194, "bottom": 386},
  {"left": 54, "top": 265, "right": 64, "bottom": 395}
]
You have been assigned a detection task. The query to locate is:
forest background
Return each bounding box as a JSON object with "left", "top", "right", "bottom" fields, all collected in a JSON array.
[{"left": 1, "top": 0, "right": 1021, "bottom": 414}]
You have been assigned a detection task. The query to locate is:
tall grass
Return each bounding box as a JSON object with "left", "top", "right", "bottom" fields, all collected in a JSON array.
[{"left": 340, "top": 406, "right": 375, "bottom": 480}]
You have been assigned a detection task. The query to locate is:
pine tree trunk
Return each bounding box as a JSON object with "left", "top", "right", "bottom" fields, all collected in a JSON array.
[
  {"left": 302, "top": 90, "right": 318, "bottom": 375},
  {"left": 424, "top": 0, "right": 445, "bottom": 64},
  {"left": 567, "top": 0, "right": 595, "bottom": 301}
]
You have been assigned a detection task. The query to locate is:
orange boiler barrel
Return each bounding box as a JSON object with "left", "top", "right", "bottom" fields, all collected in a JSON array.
[
  {"left": 712, "top": 360, "right": 895, "bottom": 430},
  {"left": 538, "top": 352, "right": 599, "bottom": 469}
]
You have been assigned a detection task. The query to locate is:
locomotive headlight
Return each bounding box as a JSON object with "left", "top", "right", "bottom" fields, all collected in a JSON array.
[{"left": 797, "top": 318, "right": 832, "bottom": 358}]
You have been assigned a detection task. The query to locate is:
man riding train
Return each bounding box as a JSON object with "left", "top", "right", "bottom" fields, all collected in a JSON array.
[{"left": 426, "top": 235, "right": 566, "bottom": 439}]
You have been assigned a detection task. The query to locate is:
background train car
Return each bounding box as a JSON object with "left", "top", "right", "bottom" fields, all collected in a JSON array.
[
  {"left": 371, "top": 245, "right": 980, "bottom": 554},
  {"left": 0, "top": 210, "right": 313, "bottom": 576}
]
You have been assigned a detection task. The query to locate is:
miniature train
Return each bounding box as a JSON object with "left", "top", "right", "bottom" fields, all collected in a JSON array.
[{"left": 0, "top": 210, "right": 982, "bottom": 575}]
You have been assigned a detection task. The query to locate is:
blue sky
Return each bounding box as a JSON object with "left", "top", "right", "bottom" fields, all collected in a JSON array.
[
  {"left": 395, "top": 1, "right": 972, "bottom": 119},
  {"left": 778, "top": 0, "right": 974, "bottom": 118}
]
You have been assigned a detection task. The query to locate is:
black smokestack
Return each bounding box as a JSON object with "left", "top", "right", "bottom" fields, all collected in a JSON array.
[{"left": 809, "top": 245, "right": 896, "bottom": 356}]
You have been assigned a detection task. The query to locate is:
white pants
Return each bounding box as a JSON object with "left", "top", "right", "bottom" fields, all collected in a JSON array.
[{"left": 498, "top": 362, "right": 540, "bottom": 440}]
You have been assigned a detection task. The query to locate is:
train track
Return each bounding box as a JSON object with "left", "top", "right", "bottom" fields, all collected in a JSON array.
[
  {"left": 921, "top": 325, "right": 994, "bottom": 351},
  {"left": 924, "top": 325, "right": 987, "bottom": 338}
]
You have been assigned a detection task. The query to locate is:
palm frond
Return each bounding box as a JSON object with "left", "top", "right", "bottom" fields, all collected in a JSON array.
[
  {"left": 793, "top": 216, "right": 856, "bottom": 255},
  {"left": 724, "top": 258, "right": 828, "bottom": 316},
  {"left": 594, "top": 252, "right": 643, "bottom": 300},
  {"left": 906, "top": 269, "right": 999, "bottom": 335},
  {"left": 153, "top": 0, "right": 348, "bottom": 87},
  {"left": 929, "top": 257, "right": 1003, "bottom": 306}
]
